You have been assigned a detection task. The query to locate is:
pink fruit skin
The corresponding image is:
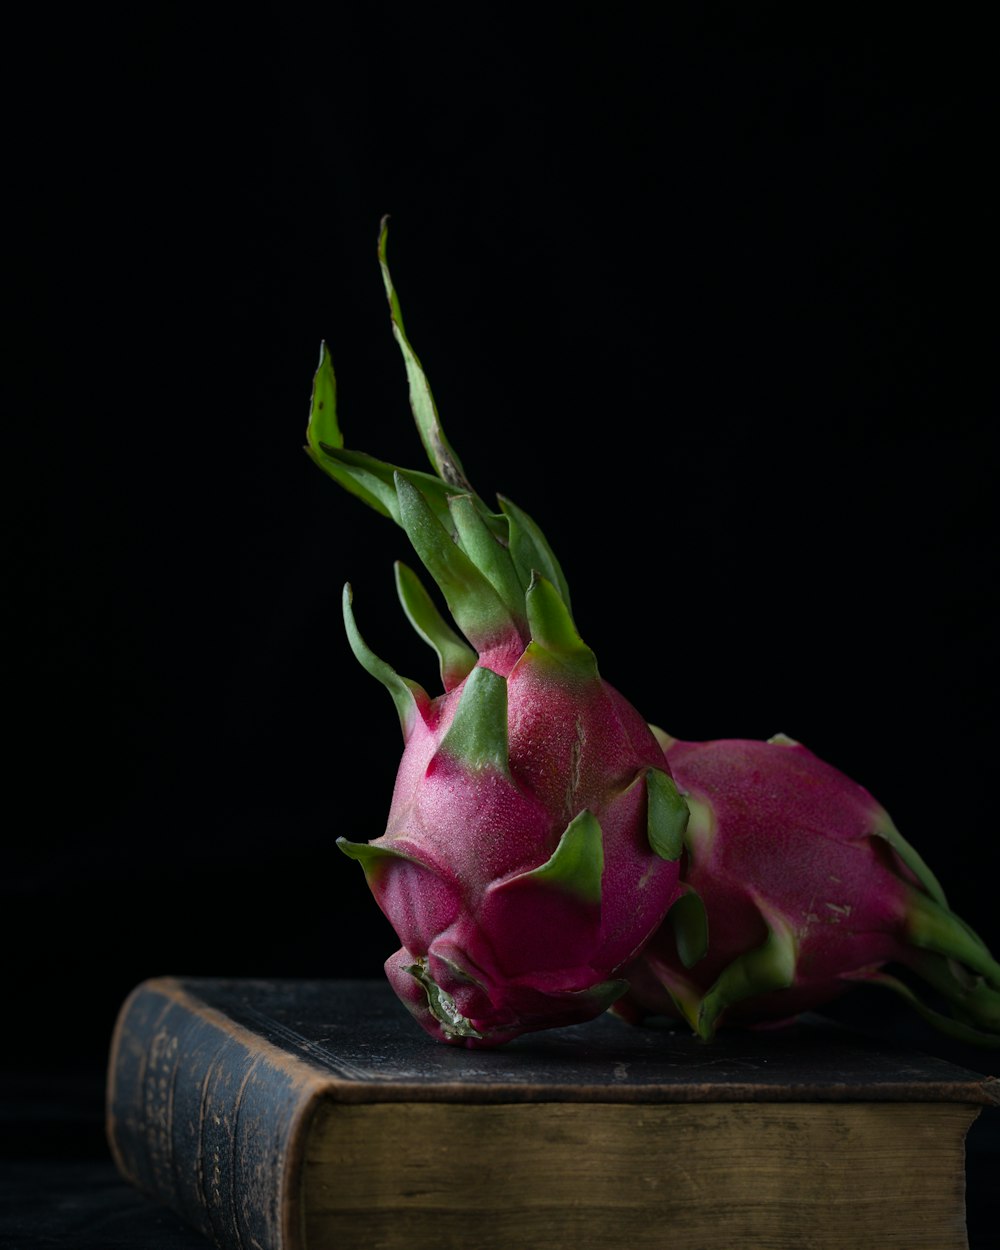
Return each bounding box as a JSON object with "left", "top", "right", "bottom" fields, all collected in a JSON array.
[
  {"left": 620, "top": 736, "right": 923, "bottom": 1028},
  {"left": 365, "top": 656, "right": 683, "bottom": 1047}
]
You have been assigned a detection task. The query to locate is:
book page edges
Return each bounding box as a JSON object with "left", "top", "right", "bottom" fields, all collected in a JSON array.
[{"left": 302, "top": 1100, "right": 980, "bottom": 1250}]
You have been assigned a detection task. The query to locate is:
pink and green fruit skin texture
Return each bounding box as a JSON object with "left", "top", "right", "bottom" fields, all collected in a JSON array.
[
  {"left": 618, "top": 734, "right": 1000, "bottom": 1046},
  {"left": 313, "top": 220, "right": 688, "bottom": 1047},
  {"left": 364, "top": 655, "right": 685, "bottom": 1048}
]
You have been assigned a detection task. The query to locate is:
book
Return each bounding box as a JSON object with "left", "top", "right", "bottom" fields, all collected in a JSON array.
[{"left": 106, "top": 976, "right": 999, "bottom": 1250}]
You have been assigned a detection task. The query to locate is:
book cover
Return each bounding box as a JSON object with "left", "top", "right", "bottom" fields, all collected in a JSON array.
[{"left": 107, "top": 976, "right": 999, "bottom": 1250}]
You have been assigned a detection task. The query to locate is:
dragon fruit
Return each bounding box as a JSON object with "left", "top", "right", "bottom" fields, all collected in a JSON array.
[
  {"left": 615, "top": 731, "right": 1000, "bottom": 1046},
  {"left": 305, "top": 220, "right": 688, "bottom": 1047}
]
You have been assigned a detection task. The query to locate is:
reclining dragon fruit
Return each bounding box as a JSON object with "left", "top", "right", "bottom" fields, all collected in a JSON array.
[
  {"left": 306, "top": 220, "right": 688, "bottom": 1047},
  {"left": 615, "top": 731, "right": 1000, "bottom": 1047}
]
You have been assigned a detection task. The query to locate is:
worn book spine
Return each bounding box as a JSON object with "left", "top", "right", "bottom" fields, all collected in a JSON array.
[{"left": 106, "top": 977, "right": 325, "bottom": 1250}]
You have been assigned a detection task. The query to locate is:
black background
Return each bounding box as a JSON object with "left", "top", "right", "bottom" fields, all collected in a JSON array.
[{"left": 18, "top": 5, "right": 997, "bottom": 1078}]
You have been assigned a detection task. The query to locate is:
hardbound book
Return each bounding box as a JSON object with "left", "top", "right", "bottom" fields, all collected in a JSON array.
[{"left": 106, "top": 977, "right": 999, "bottom": 1250}]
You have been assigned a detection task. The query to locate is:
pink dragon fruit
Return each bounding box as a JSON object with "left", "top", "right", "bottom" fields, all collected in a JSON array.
[
  {"left": 615, "top": 731, "right": 1000, "bottom": 1046},
  {"left": 305, "top": 221, "right": 688, "bottom": 1047}
]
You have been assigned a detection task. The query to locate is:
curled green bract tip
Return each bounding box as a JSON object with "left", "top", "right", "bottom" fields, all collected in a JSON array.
[
  {"left": 377, "top": 216, "right": 472, "bottom": 493},
  {"left": 341, "top": 583, "right": 426, "bottom": 739},
  {"left": 394, "top": 561, "right": 476, "bottom": 690}
]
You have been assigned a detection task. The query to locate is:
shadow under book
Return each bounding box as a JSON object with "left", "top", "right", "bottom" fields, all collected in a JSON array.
[{"left": 106, "top": 977, "right": 999, "bottom": 1250}]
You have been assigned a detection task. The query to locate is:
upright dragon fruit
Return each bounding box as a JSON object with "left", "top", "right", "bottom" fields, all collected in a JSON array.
[
  {"left": 307, "top": 221, "right": 688, "bottom": 1047},
  {"left": 616, "top": 732, "right": 1000, "bottom": 1047}
]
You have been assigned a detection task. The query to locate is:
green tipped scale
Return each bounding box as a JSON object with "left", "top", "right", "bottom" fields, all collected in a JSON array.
[
  {"left": 522, "top": 571, "right": 598, "bottom": 680},
  {"left": 517, "top": 810, "right": 605, "bottom": 905},
  {"left": 645, "top": 768, "right": 689, "bottom": 862},
  {"left": 436, "top": 665, "right": 510, "bottom": 776}
]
